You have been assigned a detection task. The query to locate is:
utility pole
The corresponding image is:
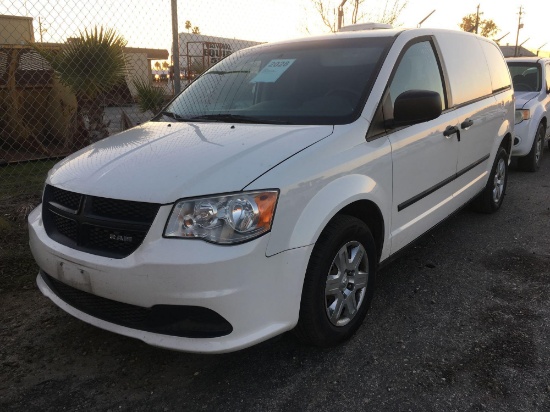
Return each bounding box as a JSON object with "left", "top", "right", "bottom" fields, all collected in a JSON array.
[
  {"left": 171, "top": 0, "right": 181, "bottom": 95},
  {"left": 474, "top": 4, "right": 481, "bottom": 34},
  {"left": 337, "top": 0, "right": 348, "bottom": 31},
  {"left": 514, "top": 6, "right": 524, "bottom": 57},
  {"left": 38, "top": 17, "right": 46, "bottom": 42}
]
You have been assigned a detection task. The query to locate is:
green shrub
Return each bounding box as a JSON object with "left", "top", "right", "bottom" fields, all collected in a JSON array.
[{"left": 133, "top": 78, "right": 166, "bottom": 115}]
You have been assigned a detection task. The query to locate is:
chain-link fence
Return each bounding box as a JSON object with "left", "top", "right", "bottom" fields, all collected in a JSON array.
[
  {"left": 5, "top": 1, "right": 545, "bottom": 204},
  {"left": 0, "top": 0, "right": 314, "bottom": 201}
]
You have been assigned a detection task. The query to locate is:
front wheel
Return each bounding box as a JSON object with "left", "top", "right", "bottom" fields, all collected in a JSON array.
[
  {"left": 518, "top": 123, "right": 545, "bottom": 172},
  {"left": 471, "top": 147, "right": 508, "bottom": 214},
  {"left": 294, "top": 215, "right": 377, "bottom": 347}
]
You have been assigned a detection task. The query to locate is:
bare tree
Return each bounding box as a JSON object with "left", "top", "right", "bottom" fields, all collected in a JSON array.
[
  {"left": 377, "top": 0, "right": 407, "bottom": 25},
  {"left": 459, "top": 13, "right": 498, "bottom": 38},
  {"left": 309, "top": 0, "right": 407, "bottom": 33}
]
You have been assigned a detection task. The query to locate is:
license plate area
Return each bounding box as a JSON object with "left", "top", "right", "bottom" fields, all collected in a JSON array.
[{"left": 56, "top": 260, "right": 92, "bottom": 293}]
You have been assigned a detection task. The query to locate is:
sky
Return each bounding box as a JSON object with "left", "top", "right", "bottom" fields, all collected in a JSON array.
[
  {"left": 2, "top": 0, "right": 549, "bottom": 57},
  {"left": 397, "top": 0, "right": 549, "bottom": 53},
  {"left": 175, "top": 0, "right": 550, "bottom": 55}
]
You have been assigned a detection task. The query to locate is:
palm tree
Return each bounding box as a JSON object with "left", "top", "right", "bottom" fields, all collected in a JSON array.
[
  {"left": 185, "top": 20, "right": 192, "bottom": 33},
  {"left": 161, "top": 61, "right": 170, "bottom": 71},
  {"left": 133, "top": 78, "right": 165, "bottom": 115},
  {"left": 35, "top": 26, "right": 128, "bottom": 149},
  {"left": 154, "top": 61, "right": 161, "bottom": 71}
]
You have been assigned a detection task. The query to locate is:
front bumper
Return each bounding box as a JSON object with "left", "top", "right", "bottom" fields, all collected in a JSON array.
[
  {"left": 29, "top": 205, "right": 313, "bottom": 353},
  {"left": 512, "top": 119, "right": 535, "bottom": 157}
]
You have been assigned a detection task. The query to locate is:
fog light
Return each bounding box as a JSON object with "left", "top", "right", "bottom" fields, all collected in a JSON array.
[{"left": 513, "top": 137, "right": 520, "bottom": 146}]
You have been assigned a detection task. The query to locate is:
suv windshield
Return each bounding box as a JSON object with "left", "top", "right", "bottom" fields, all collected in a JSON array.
[
  {"left": 507, "top": 62, "right": 542, "bottom": 92},
  {"left": 159, "top": 37, "right": 393, "bottom": 125}
]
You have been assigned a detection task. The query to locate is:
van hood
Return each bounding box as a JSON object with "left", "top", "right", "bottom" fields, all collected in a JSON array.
[
  {"left": 48, "top": 122, "right": 333, "bottom": 203},
  {"left": 514, "top": 91, "right": 539, "bottom": 109}
]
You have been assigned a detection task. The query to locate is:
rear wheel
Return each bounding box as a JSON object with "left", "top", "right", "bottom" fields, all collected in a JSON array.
[
  {"left": 518, "top": 123, "right": 545, "bottom": 172},
  {"left": 294, "top": 215, "right": 377, "bottom": 347},
  {"left": 471, "top": 147, "right": 508, "bottom": 214}
]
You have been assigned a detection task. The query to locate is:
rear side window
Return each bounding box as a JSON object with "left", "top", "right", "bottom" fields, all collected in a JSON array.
[
  {"left": 479, "top": 40, "right": 511, "bottom": 92},
  {"left": 435, "top": 32, "right": 492, "bottom": 106},
  {"left": 546, "top": 64, "right": 550, "bottom": 91}
]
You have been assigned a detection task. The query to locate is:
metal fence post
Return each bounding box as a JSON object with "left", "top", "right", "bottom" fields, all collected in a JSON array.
[{"left": 171, "top": 0, "right": 181, "bottom": 95}]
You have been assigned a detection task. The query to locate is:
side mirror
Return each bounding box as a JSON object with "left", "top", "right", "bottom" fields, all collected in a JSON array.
[{"left": 390, "top": 90, "right": 442, "bottom": 128}]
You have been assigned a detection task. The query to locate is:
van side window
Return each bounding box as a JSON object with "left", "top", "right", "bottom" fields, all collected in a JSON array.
[
  {"left": 366, "top": 40, "right": 446, "bottom": 139},
  {"left": 479, "top": 41, "right": 511, "bottom": 92},
  {"left": 387, "top": 41, "right": 446, "bottom": 118},
  {"left": 434, "top": 33, "right": 492, "bottom": 106},
  {"left": 546, "top": 64, "right": 550, "bottom": 92}
]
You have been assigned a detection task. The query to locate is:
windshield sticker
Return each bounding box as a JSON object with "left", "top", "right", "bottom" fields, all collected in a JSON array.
[{"left": 250, "top": 59, "right": 296, "bottom": 83}]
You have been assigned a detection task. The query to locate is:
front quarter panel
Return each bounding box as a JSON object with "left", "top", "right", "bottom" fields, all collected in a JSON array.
[
  {"left": 245, "top": 119, "right": 392, "bottom": 259},
  {"left": 514, "top": 92, "right": 546, "bottom": 156}
]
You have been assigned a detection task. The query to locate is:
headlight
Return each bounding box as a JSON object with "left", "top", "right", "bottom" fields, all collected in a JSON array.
[
  {"left": 515, "top": 109, "right": 530, "bottom": 124},
  {"left": 164, "top": 190, "right": 279, "bottom": 244}
]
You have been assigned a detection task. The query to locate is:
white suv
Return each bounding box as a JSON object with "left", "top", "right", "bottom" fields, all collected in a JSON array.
[
  {"left": 29, "top": 27, "right": 514, "bottom": 353},
  {"left": 506, "top": 57, "right": 550, "bottom": 171}
]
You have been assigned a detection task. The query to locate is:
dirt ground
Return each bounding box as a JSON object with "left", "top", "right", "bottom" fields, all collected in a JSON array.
[{"left": 1, "top": 151, "right": 549, "bottom": 411}]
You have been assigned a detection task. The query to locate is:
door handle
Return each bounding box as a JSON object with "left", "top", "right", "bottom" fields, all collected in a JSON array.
[
  {"left": 444, "top": 125, "right": 460, "bottom": 141},
  {"left": 461, "top": 118, "right": 474, "bottom": 129}
]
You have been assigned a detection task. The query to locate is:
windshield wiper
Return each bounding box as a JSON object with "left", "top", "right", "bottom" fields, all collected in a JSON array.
[
  {"left": 189, "top": 114, "right": 290, "bottom": 125},
  {"left": 159, "top": 111, "right": 187, "bottom": 121},
  {"left": 201, "top": 70, "right": 250, "bottom": 76}
]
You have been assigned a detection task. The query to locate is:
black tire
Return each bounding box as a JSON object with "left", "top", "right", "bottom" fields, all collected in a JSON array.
[
  {"left": 294, "top": 215, "right": 377, "bottom": 347},
  {"left": 517, "top": 123, "right": 545, "bottom": 172},
  {"left": 471, "top": 147, "right": 508, "bottom": 214}
]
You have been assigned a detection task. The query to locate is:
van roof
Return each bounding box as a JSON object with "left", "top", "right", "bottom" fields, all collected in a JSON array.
[
  {"left": 506, "top": 57, "right": 550, "bottom": 64},
  {"left": 339, "top": 22, "right": 393, "bottom": 32},
  {"left": 249, "top": 27, "right": 487, "bottom": 50}
]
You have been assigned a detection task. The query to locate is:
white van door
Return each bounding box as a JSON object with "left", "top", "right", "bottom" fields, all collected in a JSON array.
[
  {"left": 453, "top": 97, "right": 500, "bottom": 201},
  {"left": 384, "top": 40, "right": 459, "bottom": 253},
  {"left": 434, "top": 34, "right": 506, "bottom": 204}
]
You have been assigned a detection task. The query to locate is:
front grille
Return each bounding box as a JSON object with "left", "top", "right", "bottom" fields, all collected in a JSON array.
[
  {"left": 92, "top": 196, "right": 160, "bottom": 222},
  {"left": 41, "top": 271, "right": 233, "bottom": 338},
  {"left": 43, "top": 185, "right": 161, "bottom": 258},
  {"left": 54, "top": 214, "right": 78, "bottom": 241},
  {"left": 51, "top": 186, "right": 82, "bottom": 211}
]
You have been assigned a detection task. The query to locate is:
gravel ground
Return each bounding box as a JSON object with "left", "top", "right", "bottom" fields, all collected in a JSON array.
[{"left": 1, "top": 149, "right": 549, "bottom": 411}]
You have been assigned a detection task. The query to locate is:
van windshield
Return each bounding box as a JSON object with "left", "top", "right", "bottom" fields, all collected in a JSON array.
[{"left": 159, "top": 37, "right": 393, "bottom": 125}]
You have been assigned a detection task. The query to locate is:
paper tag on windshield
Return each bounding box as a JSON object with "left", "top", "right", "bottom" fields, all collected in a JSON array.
[{"left": 250, "top": 59, "right": 296, "bottom": 83}]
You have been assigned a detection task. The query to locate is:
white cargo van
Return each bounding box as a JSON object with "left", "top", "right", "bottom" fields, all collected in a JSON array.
[{"left": 29, "top": 27, "right": 514, "bottom": 353}]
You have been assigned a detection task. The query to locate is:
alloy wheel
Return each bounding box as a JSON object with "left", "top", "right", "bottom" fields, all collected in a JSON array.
[
  {"left": 492, "top": 158, "right": 506, "bottom": 204},
  {"left": 325, "top": 241, "right": 369, "bottom": 326}
]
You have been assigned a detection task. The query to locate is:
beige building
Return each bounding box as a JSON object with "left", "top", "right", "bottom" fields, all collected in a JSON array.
[
  {"left": 178, "top": 32, "right": 261, "bottom": 77},
  {"left": 0, "top": 15, "right": 34, "bottom": 45}
]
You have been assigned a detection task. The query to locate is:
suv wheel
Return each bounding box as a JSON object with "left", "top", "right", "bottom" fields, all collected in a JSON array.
[
  {"left": 294, "top": 215, "right": 377, "bottom": 347},
  {"left": 518, "top": 123, "right": 545, "bottom": 172},
  {"left": 472, "top": 147, "right": 508, "bottom": 214}
]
